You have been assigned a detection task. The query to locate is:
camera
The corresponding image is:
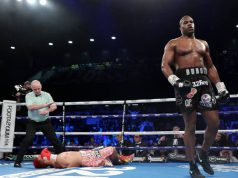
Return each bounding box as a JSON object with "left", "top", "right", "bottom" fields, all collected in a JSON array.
[
  {"left": 15, "top": 84, "right": 23, "bottom": 91},
  {"left": 14, "top": 84, "right": 29, "bottom": 95}
]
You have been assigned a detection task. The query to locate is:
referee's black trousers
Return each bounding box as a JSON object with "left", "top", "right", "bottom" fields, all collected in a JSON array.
[{"left": 15, "top": 119, "right": 64, "bottom": 163}]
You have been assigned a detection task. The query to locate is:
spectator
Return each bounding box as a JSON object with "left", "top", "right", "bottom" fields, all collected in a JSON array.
[
  {"left": 133, "top": 135, "right": 149, "bottom": 159},
  {"left": 13, "top": 81, "right": 32, "bottom": 112},
  {"left": 212, "top": 133, "right": 238, "bottom": 162},
  {"left": 166, "top": 126, "right": 185, "bottom": 155},
  {"left": 115, "top": 134, "right": 133, "bottom": 156},
  {"left": 84, "top": 137, "right": 99, "bottom": 147}
]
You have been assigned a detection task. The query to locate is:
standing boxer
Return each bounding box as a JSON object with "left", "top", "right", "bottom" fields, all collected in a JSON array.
[{"left": 161, "top": 15, "right": 229, "bottom": 178}]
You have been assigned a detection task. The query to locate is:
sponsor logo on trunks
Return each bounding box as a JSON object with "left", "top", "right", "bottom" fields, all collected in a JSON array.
[
  {"left": 192, "top": 80, "right": 208, "bottom": 87},
  {"left": 185, "top": 99, "right": 192, "bottom": 108},
  {"left": 186, "top": 88, "right": 197, "bottom": 98},
  {"left": 200, "top": 94, "right": 212, "bottom": 108}
]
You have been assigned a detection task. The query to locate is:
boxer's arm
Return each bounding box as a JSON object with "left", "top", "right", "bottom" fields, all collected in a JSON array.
[
  {"left": 202, "top": 40, "right": 221, "bottom": 85},
  {"left": 203, "top": 40, "right": 230, "bottom": 103},
  {"left": 161, "top": 40, "right": 192, "bottom": 95},
  {"left": 161, "top": 39, "right": 176, "bottom": 80},
  {"left": 161, "top": 40, "right": 189, "bottom": 87}
]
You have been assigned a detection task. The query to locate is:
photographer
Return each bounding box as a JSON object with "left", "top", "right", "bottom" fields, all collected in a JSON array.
[
  {"left": 14, "top": 81, "right": 32, "bottom": 101},
  {"left": 13, "top": 81, "right": 32, "bottom": 111}
]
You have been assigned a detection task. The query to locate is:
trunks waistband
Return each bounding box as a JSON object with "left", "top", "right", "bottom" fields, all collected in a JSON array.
[{"left": 176, "top": 67, "right": 207, "bottom": 76}]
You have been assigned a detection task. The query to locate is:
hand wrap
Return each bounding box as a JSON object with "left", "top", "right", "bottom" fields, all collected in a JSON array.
[{"left": 216, "top": 82, "right": 230, "bottom": 104}]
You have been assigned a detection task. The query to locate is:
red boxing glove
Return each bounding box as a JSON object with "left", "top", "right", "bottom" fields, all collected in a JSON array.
[{"left": 40, "top": 148, "right": 52, "bottom": 160}]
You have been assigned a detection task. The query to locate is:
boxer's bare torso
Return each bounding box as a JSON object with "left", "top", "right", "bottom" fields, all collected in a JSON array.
[
  {"left": 54, "top": 151, "right": 82, "bottom": 168},
  {"left": 168, "top": 36, "right": 209, "bottom": 69}
]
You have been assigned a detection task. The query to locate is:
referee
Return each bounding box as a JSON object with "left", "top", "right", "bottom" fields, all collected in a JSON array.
[{"left": 14, "top": 80, "right": 64, "bottom": 167}]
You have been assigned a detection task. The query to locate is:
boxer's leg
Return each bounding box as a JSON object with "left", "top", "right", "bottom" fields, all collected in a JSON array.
[{"left": 197, "top": 110, "right": 219, "bottom": 175}]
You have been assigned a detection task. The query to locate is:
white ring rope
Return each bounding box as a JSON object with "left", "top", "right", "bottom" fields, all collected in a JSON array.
[
  {"left": 5, "top": 94, "right": 238, "bottom": 106},
  {"left": 13, "top": 110, "right": 238, "bottom": 120},
  {"left": 14, "top": 129, "right": 238, "bottom": 135}
]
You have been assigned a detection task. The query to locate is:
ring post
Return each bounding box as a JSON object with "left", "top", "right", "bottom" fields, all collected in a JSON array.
[
  {"left": 62, "top": 102, "right": 66, "bottom": 146},
  {"left": 121, "top": 100, "right": 127, "bottom": 146}
]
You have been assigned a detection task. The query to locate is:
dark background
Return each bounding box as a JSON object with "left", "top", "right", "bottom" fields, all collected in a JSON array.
[{"left": 0, "top": 0, "right": 237, "bottom": 101}]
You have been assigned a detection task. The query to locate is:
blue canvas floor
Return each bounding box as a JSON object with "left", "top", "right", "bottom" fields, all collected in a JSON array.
[{"left": 0, "top": 161, "right": 238, "bottom": 178}]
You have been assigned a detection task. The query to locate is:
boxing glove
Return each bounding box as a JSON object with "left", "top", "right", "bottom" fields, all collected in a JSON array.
[
  {"left": 216, "top": 82, "right": 230, "bottom": 104},
  {"left": 40, "top": 148, "right": 57, "bottom": 161},
  {"left": 168, "top": 75, "right": 192, "bottom": 96}
]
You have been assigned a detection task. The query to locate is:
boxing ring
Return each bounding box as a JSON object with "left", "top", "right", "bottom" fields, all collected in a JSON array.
[
  {"left": 1, "top": 95, "right": 238, "bottom": 177},
  {"left": 1, "top": 162, "right": 238, "bottom": 178}
]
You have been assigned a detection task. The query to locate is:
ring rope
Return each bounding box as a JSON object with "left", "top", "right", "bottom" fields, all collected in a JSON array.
[
  {"left": 14, "top": 129, "right": 238, "bottom": 135},
  {"left": 68, "top": 146, "right": 238, "bottom": 151},
  {"left": 6, "top": 93, "right": 238, "bottom": 106},
  {"left": 14, "top": 110, "right": 238, "bottom": 120},
  {"left": 2, "top": 145, "right": 238, "bottom": 151},
  {"left": 64, "top": 94, "right": 238, "bottom": 105},
  {"left": 121, "top": 101, "right": 127, "bottom": 145}
]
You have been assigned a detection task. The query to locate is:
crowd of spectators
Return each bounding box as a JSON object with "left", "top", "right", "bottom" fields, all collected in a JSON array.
[{"left": 12, "top": 104, "right": 238, "bottom": 162}]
